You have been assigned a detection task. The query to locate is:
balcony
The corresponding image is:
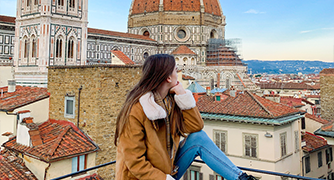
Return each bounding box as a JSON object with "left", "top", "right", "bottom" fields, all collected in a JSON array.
[{"left": 51, "top": 160, "right": 322, "bottom": 180}]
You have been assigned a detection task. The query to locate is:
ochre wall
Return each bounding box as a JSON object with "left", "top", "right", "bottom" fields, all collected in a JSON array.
[
  {"left": 48, "top": 65, "right": 142, "bottom": 179},
  {"left": 320, "top": 73, "right": 334, "bottom": 120}
]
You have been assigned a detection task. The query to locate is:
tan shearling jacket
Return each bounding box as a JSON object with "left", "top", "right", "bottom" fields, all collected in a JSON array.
[{"left": 116, "top": 89, "right": 204, "bottom": 180}]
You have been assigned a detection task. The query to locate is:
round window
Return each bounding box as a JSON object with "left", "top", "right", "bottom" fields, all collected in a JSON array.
[{"left": 177, "top": 30, "right": 186, "bottom": 39}]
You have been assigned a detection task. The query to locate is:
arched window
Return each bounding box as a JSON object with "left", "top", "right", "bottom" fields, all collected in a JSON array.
[
  {"left": 58, "top": 0, "right": 64, "bottom": 6},
  {"left": 24, "top": 39, "right": 29, "bottom": 58},
  {"left": 67, "top": 38, "right": 74, "bottom": 59},
  {"left": 32, "top": 37, "right": 37, "bottom": 58},
  {"left": 27, "top": 0, "right": 30, "bottom": 6},
  {"left": 143, "top": 31, "right": 150, "bottom": 37},
  {"left": 34, "top": 0, "right": 38, "bottom": 5},
  {"left": 56, "top": 36, "right": 63, "bottom": 58},
  {"left": 69, "top": 0, "right": 75, "bottom": 8}
]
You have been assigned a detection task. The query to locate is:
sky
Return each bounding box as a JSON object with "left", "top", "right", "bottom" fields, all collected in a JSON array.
[{"left": 1, "top": 0, "right": 334, "bottom": 62}]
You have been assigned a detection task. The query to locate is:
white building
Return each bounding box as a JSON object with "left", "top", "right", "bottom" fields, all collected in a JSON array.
[{"left": 193, "top": 91, "right": 305, "bottom": 180}]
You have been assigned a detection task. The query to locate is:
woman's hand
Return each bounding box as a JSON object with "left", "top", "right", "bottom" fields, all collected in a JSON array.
[{"left": 170, "top": 81, "right": 186, "bottom": 95}]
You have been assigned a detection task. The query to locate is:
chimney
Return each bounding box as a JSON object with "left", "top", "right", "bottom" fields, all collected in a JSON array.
[
  {"left": 17, "top": 111, "right": 32, "bottom": 146},
  {"left": 206, "top": 87, "right": 211, "bottom": 96},
  {"left": 8, "top": 80, "right": 16, "bottom": 93},
  {"left": 230, "top": 86, "right": 236, "bottom": 97},
  {"left": 217, "top": 73, "right": 220, "bottom": 88},
  {"left": 28, "top": 123, "right": 43, "bottom": 146}
]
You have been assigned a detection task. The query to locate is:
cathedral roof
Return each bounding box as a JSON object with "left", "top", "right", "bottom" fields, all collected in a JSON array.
[
  {"left": 130, "top": 0, "right": 221, "bottom": 16},
  {"left": 171, "top": 45, "right": 196, "bottom": 55},
  {"left": 0, "top": 15, "right": 15, "bottom": 24},
  {"left": 88, "top": 28, "right": 156, "bottom": 42}
]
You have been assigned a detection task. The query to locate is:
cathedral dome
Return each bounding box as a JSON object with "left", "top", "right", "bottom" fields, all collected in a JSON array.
[{"left": 130, "top": 0, "right": 221, "bottom": 16}]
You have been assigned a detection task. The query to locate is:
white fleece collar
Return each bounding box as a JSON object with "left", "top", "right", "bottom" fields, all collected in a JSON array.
[{"left": 139, "top": 92, "right": 167, "bottom": 121}]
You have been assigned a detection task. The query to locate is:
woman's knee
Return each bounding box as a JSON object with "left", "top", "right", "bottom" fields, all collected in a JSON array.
[{"left": 188, "top": 130, "right": 210, "bottom": 142}]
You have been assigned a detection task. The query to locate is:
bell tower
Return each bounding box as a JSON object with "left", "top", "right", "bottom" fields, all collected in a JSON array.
[{"left": 14, "top": 0, "right": 88, "bottom": 87}]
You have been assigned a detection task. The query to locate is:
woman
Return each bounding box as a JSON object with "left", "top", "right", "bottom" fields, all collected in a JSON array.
[{"left": 115, "top": 54, "right": 255, "bottom": 180}]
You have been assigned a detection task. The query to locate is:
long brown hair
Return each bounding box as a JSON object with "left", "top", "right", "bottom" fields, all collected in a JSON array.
[{"left": 114, "top": 54, "right": 186, "bottom": 145}]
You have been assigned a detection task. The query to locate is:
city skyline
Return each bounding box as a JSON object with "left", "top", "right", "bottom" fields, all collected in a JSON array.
[{"left": 1, "top": 0, "right": 333, "bottom": 62}]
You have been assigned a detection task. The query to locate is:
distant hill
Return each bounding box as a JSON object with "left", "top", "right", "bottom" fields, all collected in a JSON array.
[{"left": 243, "top": 60, "right": 334, "bottom": 74}]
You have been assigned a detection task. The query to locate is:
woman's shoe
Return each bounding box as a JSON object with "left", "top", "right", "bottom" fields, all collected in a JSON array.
[{"left": 238, "top": 173, "right": 257, "bottom": 180}]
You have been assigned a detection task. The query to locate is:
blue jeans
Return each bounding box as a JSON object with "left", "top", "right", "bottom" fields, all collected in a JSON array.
[{"left": 173, "top": 130, "right": 243, "bottom": 180}]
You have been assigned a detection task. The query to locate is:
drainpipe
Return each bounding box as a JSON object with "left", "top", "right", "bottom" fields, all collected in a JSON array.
[{"left": 77, "top": 85, "right": 82, "bottom": 128}]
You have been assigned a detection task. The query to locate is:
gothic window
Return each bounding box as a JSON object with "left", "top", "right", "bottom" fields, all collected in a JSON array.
[
  {"left": 67, "top": 38, "right": 74, "bottom": 59},
  {"left": 58, "top": 0, "right": 64, "bottom": 6},
  {"left": 69, "top": 0, "right": 75, "bottom": 8},
  {"left": 24, "top": 39, "right": 29, "bottom": 58},
  {"left": 56, "top": 36, "right": 63, "bottom": 58},
  {"left": 32, "top": 37, "right": 37, "bottom": 58},
  {"left": 27, "top": 0, "right": 30, "bottom": 6},
  {"left": 143, "top": 52, "right": 149, "bottom": 59},
  {"left": 34, "top": 0, "right": 38, "bottom": 5}
]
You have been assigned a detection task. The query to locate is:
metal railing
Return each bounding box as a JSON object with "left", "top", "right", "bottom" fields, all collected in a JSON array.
[{"left": 51, "top": 160, "right": 321, "bottom": 180}]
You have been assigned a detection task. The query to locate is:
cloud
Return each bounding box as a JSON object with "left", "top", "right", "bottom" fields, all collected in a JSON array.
[
  {"left": 244, "top": 9, "right": 266, "bottom": 14},
  {"left": 300, "top": 27, "right": 334, "bottom": 34},
  {"left": 300, "top": 30, "right": 313, "bottom": 34}
]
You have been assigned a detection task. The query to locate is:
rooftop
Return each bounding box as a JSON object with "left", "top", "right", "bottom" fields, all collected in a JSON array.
[
  {"left": 305, "top": 113, "right": 329, "bottom": 125},
  {"left": 0, "top": 149, "right": 37, "bottom": 180},
  {"left": 171, "top": 45, "right": 196, "bottom": 55},
  {"left": 302, "top": 132, "right": 328, "bottom": 153},
  {"left": 3, "top": 119, "right": 99, "bottom": 162},
  {"left": 257, "top": 82, "right": 319, "bottom": 90},
  {"left": 197, "top": 91, "right": 301, "bottom": 119},
  {"left": 187, "top": 81, "right": 206, "bottom": 93},
  {"left": 111, "top": 49, "right": 135, "bottom": 65},
  {"left": 88, "top": 28, "right": 156, "bottom": 42},
  {"left": 320, "top": 68, "right": 334, "bottom": 74},
  {"left": 0, "top": 86, "right": 49, "bottom": 112},
  {"left": 0, "top": 15, "right": 15, "bottom": 24}
]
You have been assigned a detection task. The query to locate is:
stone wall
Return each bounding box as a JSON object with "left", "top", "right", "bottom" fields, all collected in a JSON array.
[
  {"left": 320, "top": 70, "right": 334, "bottom": 120},
  {"left": 48, "top": 65, "right": 142, "bottom": 179}
]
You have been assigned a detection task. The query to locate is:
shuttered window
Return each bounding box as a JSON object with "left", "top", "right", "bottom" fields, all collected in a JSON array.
[
  {"left": 213, "top": 130, "right": 226, "bottom": 153},
  {"left": 244, "top": 134, "right": 257, "bottom": 158}
]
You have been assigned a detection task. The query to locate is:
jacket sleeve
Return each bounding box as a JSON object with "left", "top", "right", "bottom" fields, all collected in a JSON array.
[
  {"left": 118, "top": 113, "right": 167, "bottom": 180},
  {"left": 174, "top": 89, "right": 204, "bottom": 133}
]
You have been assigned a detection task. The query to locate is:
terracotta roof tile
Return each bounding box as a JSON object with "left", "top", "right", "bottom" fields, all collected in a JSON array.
[
  {"left": 302, "top": 132, "right": 328, "bottom": 152},
  {"left": 111, "top": 50, "right": 135, "bottom": 65},
  {"left": 3, "top": 119, "right": 99, "bottom": 162},
  {"left": 182, "top": 74, "right": 195, "bottom": 80},
  {"left": 305, "top": 113, "right": 329, "bottom": 124},
  {"left": 0, "top": 15, "right": 15, "bottom": 24},
  {"left": 280, "top": 97, "right": 304, "bottom": 108},
  {"left": 0, "top": 86, "right": 50, "bottom": 111},
  {"left": 197, "top": 91, "right": 300, "bottom": 118},
  {"left": 0, "top": 149, "right": 37, "bottom": 180},
  {"left": 257, "top": 82, "right": 320, "bottom": 90},
  {"left": 320, "top": 68, "right": 334, "bottom": 74},
  {"left": 88, "top": 28, "right": 156, "bottom": 42},
  {"left": 171, "top": 45, "right": 196, "bottom": 55},
  {"left": 130, "top": 0, "right": 220, "bottom": 16}
]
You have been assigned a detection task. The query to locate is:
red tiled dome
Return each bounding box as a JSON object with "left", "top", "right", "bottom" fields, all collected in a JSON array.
[{"left": 130, "top": 0, "right": 221, "bottom": 16}]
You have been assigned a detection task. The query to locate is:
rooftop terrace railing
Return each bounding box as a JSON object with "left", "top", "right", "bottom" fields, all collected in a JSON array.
[{"left": 51, "top": 159, "right": 321, "bottom": 180}]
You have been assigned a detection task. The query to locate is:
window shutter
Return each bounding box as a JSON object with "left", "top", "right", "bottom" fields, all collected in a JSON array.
[
  {"left": 215, "top": 132, "right": 220, "bottom": 149},
  {"left": 79, "top": 155, "right": 85, "bottom": 171},
  {"left": 209, "top": 174, "right": 214, "bottom": 180},
  {"left": 72, "top": 157, "right": 78, "bottom": 172},
  {"left": 221, "top": 132, "right": 225, "bottom": 152}
]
